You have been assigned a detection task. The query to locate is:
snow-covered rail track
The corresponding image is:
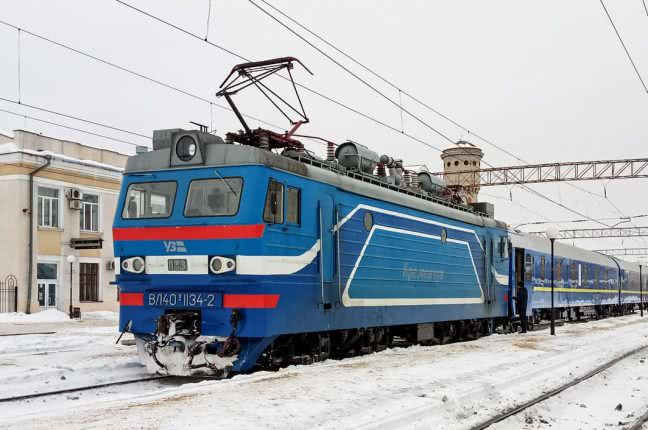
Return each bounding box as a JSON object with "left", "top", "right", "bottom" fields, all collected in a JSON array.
[
  {"left": 629, "top": 408, "right": 648, "bottom": 430},
  {"left": 471, "top": 343, "right": 648, "bottom": 430},
  {"left": 0, "top": 376, "right": 170, "bottom": 403}
]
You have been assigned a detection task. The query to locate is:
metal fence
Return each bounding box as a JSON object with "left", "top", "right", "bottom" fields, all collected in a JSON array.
[{"left": 0, "top": 275, "right": 18, "bottom": 313}]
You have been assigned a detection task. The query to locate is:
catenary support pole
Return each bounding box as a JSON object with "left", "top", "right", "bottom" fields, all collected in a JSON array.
[{"left": 550, "top": 238, "right": 556, "bottom": 335}]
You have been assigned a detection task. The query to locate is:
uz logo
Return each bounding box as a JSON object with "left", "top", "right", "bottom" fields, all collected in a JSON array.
[{"left": 163, "top": 240, "right": 187, "bottom": 253}]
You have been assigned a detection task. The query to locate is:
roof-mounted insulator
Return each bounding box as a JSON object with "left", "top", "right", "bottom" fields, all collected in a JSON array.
[
  {"left": 259, "top": 135, "right": 270, "bottom": 151},
  {"left": 410, "top": 170, "right": 419, "bottom": 189},
  {"left": 403, "top": 170, "right": 411, "bottom": 188},
  {"left": 326, "top": 141, "right": 335, "bottom": 161}
]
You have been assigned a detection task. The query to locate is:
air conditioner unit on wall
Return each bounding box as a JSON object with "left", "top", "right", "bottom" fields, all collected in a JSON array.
[
  {"left": 70, "top": 188, "right": 83, "bottom": 200},
  {"left": 69, "top": 199, "right": 82, "bottom": 210}
]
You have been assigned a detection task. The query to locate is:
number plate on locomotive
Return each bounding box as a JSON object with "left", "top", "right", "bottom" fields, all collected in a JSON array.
[
  {"left": 146, "top": 292, "right": 220, "bottom": 308},
  {"left": 167, "top": 259, "right": 188, "bottom": 271}
]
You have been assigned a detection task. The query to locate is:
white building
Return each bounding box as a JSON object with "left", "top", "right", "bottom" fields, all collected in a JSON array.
[{"left": 0, "top": 130, "right": 127, "bottom": 314}]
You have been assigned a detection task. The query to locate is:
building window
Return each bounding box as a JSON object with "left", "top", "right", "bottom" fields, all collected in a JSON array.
[
  {"left": 38, "top": 187, "right": 60, "bottom": 228},
  {"left": 286, "top": 187, "right": 301, "bottom": 225},
  {"left": 80, "top": 194, "right": 99, "bottom": 231},
  {"left": 79, "top": 263, "right": 99, "bottom": 302},
  {"left": 263, "top": 180, "right": 284, "bottom": 224}
]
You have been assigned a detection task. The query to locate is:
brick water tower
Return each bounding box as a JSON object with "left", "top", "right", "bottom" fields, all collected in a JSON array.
[{"left": 441, "top": 141, "right": 483, "bottom": 204}]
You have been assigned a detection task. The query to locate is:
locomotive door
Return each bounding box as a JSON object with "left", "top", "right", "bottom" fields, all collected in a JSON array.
[{"left": 318, "top": 195, "right": 335, "bottom": 289}]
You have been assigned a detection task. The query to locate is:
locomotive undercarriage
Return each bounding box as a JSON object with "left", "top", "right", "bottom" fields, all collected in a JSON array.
[{"left": 255, "top": 318, "right": 507, "bottom": 372}]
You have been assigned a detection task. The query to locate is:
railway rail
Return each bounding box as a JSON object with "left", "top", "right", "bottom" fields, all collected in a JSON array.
[
  {"left": 629, "top": 408, "right": 648, "bottom": 430},
  {"left": 471, "top": 343, "right": 648, "bottom": 429},
  {"left": 0, "top": 376, "right": 172, "bottom": 403}
]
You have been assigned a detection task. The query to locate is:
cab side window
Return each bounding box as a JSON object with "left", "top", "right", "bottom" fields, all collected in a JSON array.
[
  {"left": 286, "top": 187, "right": 301, "bottom": 226},
  {"left": 263, "top": 180, "right": 284, "bottom": 224}
]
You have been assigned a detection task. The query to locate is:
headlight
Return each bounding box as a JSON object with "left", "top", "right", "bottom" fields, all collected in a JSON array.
[
  {"left": 176, "top": 135, "right": 197, "bottom": 161},
  {"left": 209, "top": 256, "right": 235, "bottom": 274},
  {"left": 121, "top": 256, "right": 146, "bottom": 274}
]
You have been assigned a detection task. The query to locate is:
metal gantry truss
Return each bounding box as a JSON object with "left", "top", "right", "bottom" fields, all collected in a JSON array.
[
  {"left": 433, "top": 158, "right": 648, "bottom": 187},
  {"left": 531, "top": 227, "right": 648, "bottom": 239},
  {"left": 594, "top": 248, "right": 648, "bottom": 256}
]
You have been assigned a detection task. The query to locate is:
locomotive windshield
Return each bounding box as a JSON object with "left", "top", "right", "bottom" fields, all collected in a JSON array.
[
  {"left": 122, "top": 181, "right": 177, "bottom": 219},
  {"left": 184, "top": 177, "right": 243, "bottom": 217}
]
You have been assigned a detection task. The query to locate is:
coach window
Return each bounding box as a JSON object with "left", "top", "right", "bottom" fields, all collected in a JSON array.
[
  {"left": 594, "top": 266, "right": 599, "bottom": 288},
  {"left": 286, "top": 187, "right": 301, "bottom": 226},
  {"left": 570, "top": 261, "right": 577, "bottom": 283},
  {"left": 582, "top": 265, "right": 588, "bottom": 286},
  {"left": 524, "top": 254, "right": 534, "bottom": 281},
  {"left": 540, "top": 256, "right": 546, "bottom": 281},
  {"left": 555, "top": 260, "right": 562, "bottom": 281},
  {"left": 263, "top": 180, "right": 284, "bottom": 224}
]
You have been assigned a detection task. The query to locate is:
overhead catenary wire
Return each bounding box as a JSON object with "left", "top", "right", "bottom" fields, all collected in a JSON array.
[
  {"left": 257, "top": 0, "right": 527, "bottom": 165},
  {"left": 254, "top": 0, "right": 616, "bottom": 204},
  {"left": 0, "top": 19, "right": 284, "bottom": 134},
  {"left": 113, "top": 0, "right": 618, "bottom": 228},
  {"left": 248, "top": 0, "right": 619, "bottom": 228},
  {"left": 113, "top": 0, "right": 450, "bottom": 154},
  {"left": 0, "top": 19, "right": 330, "bottom": 157},
  {"left": 599, "top": 0, "right": 648, "bottom": 94},
  {"left": 0, "top": 96, "right": 151, "bottom": 140},
  {"left": 248, "top": 0, "right": 455, "bottom": 145},
  {"left": 16, "top": 28, "right": 21, "bottom": 103},
  {"left": 0, "top": 106, "right": 143, "bottom": 148}
]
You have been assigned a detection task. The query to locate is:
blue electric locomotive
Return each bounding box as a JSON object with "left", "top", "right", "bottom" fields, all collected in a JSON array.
[
  {"left": 113, "top": 58, "right": 643, "bottom": 376},
  {"left": 114, "top": 130, "right": 515, "bottom": 375}
]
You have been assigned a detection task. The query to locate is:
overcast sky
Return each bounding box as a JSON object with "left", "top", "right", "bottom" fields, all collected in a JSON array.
[{"left": 1, "top": 0, "right": 647, "bottom": 256}]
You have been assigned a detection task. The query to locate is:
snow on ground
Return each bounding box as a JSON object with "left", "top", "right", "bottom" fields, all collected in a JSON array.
[
  {"left": 0, "top": 309, "right": 71, "bottom": 323},
  {"left": 491, "top": 350, "right": 648, "bottom": 429},
  {"left": 1, "top": 314, "right": 647, "bottom": 429},
  {"left": 81, "top": 311, "right": 119, "bottom": 321},
  {"left": 0, "top": 320, "right": 147, "bottom": 401}
]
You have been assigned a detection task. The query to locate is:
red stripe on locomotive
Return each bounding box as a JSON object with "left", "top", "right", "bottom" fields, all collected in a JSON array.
[
  {"left": 113, "top": 224, "right": 265, "bottom": 241},
  {"left": 223, "top": 294, "right": 280, "bottom": 309}
]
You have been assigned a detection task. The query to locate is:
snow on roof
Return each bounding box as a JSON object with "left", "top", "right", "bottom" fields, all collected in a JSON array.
[
  {"left": 0, "top": 144, "right": 124, "bottom": 172},
  {"left": 0, "top": 142, "right": 18, "bottom": 154}
]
